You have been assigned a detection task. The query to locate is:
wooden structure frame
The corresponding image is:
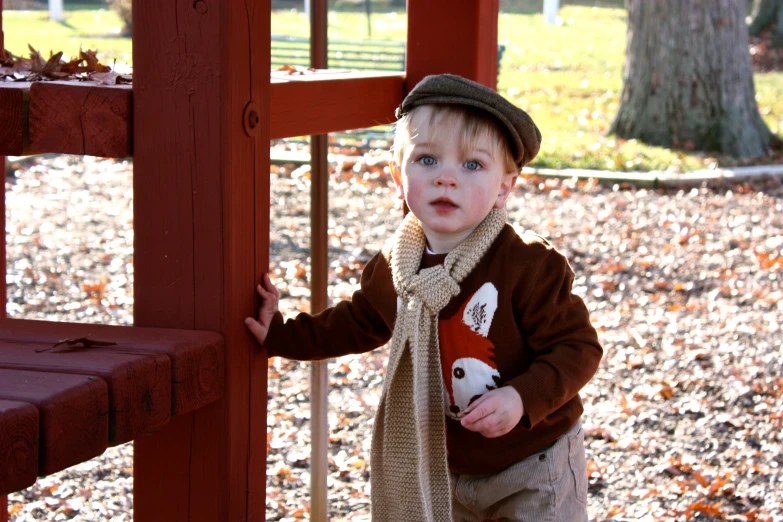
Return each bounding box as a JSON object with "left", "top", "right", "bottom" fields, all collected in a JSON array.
[{"left": 0, "top": 1, "right": 501, "bottom": 519}]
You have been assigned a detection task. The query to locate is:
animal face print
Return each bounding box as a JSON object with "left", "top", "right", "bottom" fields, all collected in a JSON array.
[{"left": 439, "top": 283, "right": 500, "bottom": 419}]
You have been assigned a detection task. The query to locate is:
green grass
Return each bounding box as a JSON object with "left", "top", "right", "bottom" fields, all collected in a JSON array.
[
  {"left": 4, "top": 4, "right": 783, "bottom": 171},
  {"left": 3, "top": 9, "right": 131, "bottom": 64}
]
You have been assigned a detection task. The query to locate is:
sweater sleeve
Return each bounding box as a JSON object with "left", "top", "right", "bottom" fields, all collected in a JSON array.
[
  {"left": 263, "top": 252, "right": 394, "bottom": 361},
  {"left": 506, "top": 241, "right": 603, "bottom": 429}
]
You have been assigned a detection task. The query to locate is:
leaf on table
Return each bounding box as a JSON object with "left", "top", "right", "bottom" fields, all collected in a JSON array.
[
  {"left": 80, "top": 49, "right": 112, "bottom": 73},
  {"left": 1, "top": 46, "right": 128, "bottom": 82},
  {"left": 89, "top": 71, "right": 129, "bottom": 85}
]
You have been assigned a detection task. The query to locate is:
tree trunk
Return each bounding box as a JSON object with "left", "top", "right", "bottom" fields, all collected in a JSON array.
[
  {"left": 609, "top": 0, "right": 774, "bottom": 158},
  {"left": 749, "top": 0, "right": 783, "bottom": 47}
]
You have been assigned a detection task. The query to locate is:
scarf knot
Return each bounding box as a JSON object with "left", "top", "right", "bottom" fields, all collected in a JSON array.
[{"left": 407, "top": 265, "right": 461, "bottom": 315}]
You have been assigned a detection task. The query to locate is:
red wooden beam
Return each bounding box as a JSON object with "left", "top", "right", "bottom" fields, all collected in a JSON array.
[
  {"left": 0, "top": 83, "right": 29, "bottom": 156},
  {"left": 0, "top": 369, "right": 109, "bottom": 478},
  {"left": 132, "top": 1, "right": 270, "bottom": 520},
  {"left": 0, "top": 72, "right": 403, "bottom": 158},
  {"left": 0, "top": 319, "right": 225, "bottom": 497},
  {"left": 0, "top": 342, "right": 170, "bottom": 445},
  {"left": 269, "top": 71, "right": 403, "bottom": 139},
  {"left": 0, "top": 400, "right": 38, "bottom": 500},
  {"left": 406, "top": 0, "right": 500, "bottom": 90},
  {"left": 0, "top": 319, "right": 225, "bottom": 416},
  {"left": 29, "top": 81, "right": 132, "bottom": 157}
]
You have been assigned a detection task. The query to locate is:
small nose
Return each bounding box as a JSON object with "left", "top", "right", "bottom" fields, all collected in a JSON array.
[{"left": 434, "top": 168, "right": 458, "bottom": 187}]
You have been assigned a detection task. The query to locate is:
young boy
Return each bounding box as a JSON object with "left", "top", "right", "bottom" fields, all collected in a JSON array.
[{"left": 246, "top": 74, "right": 603, "bottom": 522}]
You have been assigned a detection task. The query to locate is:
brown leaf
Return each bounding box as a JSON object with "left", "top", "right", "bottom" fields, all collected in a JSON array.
[
  {"left": 61, "top": 56, "right": 88, "bottom": 75},
  {"left": 1, "top": 49, "right": 14, "bottom": 66},
  {"left": 80, "top": 49, "right": 111, "bottom": 73},
  {"left": 89, "top": 71, "right": 122, "bottom": 85},
  {"left": 28, "top": 44, "right": 46, "bottom": 72},
  {"left": 689, "top": 501, "right": 724, "bottom": 516}
]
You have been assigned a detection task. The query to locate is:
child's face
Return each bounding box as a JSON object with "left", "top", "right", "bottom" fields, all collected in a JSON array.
[{"left": 391, "top": 106, "right": 517, "bottom": 253}]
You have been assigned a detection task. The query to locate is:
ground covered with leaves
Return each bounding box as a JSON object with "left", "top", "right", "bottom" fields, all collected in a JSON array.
[{"left": 4, "top": 154, "right": 783, "bottom": 521}]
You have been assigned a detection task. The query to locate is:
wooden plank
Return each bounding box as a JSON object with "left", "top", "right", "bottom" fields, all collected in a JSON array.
[
  {"left": 0, "top": 400, "right": 38, "bottom": 497},
  {"left": 269, "top": 71, "right": 403, "bottom": 139},
  {"left": 0, "top": 72, "right": 401, "bottom": 158},
  {"left": 132, "top": 0, "right": 270, "bottom": 520},
  {"left": 0, "top": 318, "right": 224, "bottom": 417},
  {"left": 406, "top": 0, "right": 500, "bottom": 90},
  {"left": 0, "top": 369, "right": 108, "bottom": 477},
  {"left": 28, "top": 81, "right": 132, "bottom": 158},
  {"left": 0, "top": 82, "right": 29, "bottom": 155},
  {"left": 0, "top": 341, "right": 170, "bottom": 445},
  {"left": 0, "top": 83, "right": 30, "bottom": 156}
]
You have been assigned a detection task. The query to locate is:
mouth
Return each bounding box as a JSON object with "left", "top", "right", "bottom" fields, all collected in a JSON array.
[{"left": 430, "top": 197, "right": 458, "bottom": 211}]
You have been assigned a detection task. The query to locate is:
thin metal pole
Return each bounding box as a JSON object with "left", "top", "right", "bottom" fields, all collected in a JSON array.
[{"left": 309, "top": 0, "right": 329, "bottom": 520}]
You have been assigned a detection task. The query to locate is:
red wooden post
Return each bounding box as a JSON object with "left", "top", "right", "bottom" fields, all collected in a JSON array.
[
  {"left": 405, "top": 0, "right": 500, "bottom": 90},
  {"left": 1, "top": 0, "right": 9, "bottom": 517},
  {"left": 131, "top": 0, "right": 270, "bottom": 520}
]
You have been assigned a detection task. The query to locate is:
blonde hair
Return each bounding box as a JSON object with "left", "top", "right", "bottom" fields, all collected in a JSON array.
[{"left": 392, "top": 105, "right": 517, "bottom": 173}]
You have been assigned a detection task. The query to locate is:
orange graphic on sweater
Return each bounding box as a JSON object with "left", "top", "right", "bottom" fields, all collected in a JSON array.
[{"left": 439, "top": 282, "right": 501, "bottom": 420}]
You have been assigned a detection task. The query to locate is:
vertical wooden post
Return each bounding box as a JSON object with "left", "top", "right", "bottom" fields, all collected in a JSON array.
[
  {"left": 405, "top": 0, "right": 500, "bottom": 90},
  {"left": 1, "top": 0, "right": 9, "bottom": 517},
  {"left": 309, "top": 0, "right": 329, "bottom": 519},
  {"left": 131, "top": 1, "right": 270, "bottom": 521},
  {"left": 1, "top": 0, "right": 6, "bottom": 324}
]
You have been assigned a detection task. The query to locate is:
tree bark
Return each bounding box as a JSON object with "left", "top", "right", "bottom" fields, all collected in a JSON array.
[
  {"left": 749, "top": 0, "right": 783, "bottom": 47},
  {"left": 609, "top": 0, "right": 775, "bottom": 158}
]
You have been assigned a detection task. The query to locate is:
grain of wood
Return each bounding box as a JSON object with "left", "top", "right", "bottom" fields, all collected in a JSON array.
[
  {"left": 0, "top": 83, "right": 29, "bottom": 156},
  {"left": 0, "top": 400, "right": 38, "bottom": 497},
  {"left": 0, "top": 369, "right": 108, "bottom": 478},
  {"left": 29, "top": 81, "right": 131, "bottom": 158}
]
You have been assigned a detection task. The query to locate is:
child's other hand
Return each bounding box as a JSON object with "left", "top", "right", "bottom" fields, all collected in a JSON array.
[
  {"left": 460, "top": 386, "right": 524, "bottom": 438},
  {"left": 245, "top": 273, "right": 280, "bottom": 345}
]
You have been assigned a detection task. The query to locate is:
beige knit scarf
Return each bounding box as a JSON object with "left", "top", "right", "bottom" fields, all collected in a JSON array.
[{"left": 370, "top": 207, "right": 507, "bottom": 522}]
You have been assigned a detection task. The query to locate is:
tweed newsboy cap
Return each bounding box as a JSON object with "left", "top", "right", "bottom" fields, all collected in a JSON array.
[{"left": 396, "top": 74, "right": 542, "bottom": 168}]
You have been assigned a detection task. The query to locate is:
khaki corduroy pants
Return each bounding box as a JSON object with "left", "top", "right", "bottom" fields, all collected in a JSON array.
[{"left": 449, "top": 421, "right": 588, "bottom": 522}]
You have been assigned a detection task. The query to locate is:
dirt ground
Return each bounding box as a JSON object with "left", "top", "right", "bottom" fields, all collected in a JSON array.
[{"left": 4, "top": 154, "right": 782, "bottom": 521}]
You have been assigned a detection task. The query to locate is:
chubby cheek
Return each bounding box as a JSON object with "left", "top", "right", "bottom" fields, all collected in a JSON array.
[
  {"left": 469, "top": 184, "right": 501, "bottom": 214},
  {"left": 401, "top": 176, "right": 427, "bottom": 208}
]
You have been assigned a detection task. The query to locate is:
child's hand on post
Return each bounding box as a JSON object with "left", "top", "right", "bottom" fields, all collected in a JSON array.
[
  {"left": 245, "top": 273, "right": 280, "bottom": 345},
  {"left": 460, "top": 386, "right": 524, "bottom": 438}
]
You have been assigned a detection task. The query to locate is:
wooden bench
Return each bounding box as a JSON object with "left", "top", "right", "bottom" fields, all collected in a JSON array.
[{"left": 0, "top": 318, "right": 224, "bottom": 496}]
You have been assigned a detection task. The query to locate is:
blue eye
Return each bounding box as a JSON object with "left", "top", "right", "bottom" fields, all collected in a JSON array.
[
  {"left": 420, "top": 156, "right": 436, "bottom": 166},
  {"left": 465, "top": 160, "right": 481, "bottom": 171}
]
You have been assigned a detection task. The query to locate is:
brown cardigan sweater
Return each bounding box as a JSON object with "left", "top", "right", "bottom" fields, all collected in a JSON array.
[{"left": 265, "top": 224, "right": 603, "bottom": 475}]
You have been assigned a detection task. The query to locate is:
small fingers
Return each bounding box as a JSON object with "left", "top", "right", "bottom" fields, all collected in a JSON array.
[
  {"left": 244, "top": 317, "right": 268, "bottom": 344},
  {"left": 461, "top": 407, "right": 496, "bottom": 430},
  {"left": 263, "top": 273, "right": 280, "bottom": 297},
  {"left": 461, "top": 396, "right": 491, "bottom": 423},
  {"left": 480, "top": 419, "right": 514, "bottom": 438}
]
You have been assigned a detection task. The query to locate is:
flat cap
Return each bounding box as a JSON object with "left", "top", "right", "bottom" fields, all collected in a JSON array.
[{"left": 396, "top": 74, "right": 541, "bottom": 168}]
